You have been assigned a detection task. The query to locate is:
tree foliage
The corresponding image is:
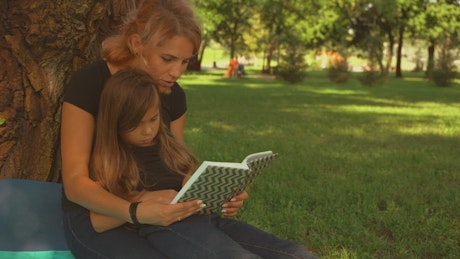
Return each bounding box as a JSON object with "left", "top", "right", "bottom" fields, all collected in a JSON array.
[
  {"left": 194, "top": 0, "right": 459, "bottom": 78},
  {"left": 194, "top": 0, "right": 255, "bottom": 63}
]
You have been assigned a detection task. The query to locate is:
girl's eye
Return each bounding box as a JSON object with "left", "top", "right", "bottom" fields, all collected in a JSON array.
[
  {"left": 150, "top": 116, "right": 158, "bottom": 122},
  {"left": 125, "top": 126, "right": 137, "bottom": 133},
  {"left": 161, "top": 56, "right": 172, "bottom": 62}
]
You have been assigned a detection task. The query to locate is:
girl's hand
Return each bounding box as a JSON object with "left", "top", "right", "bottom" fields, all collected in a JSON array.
[
  {"left": 136, "top": 189, "right": 205, "bottom": 226},
  {"left": 221, "top": 191, "right": 249, "bottom": 217}
]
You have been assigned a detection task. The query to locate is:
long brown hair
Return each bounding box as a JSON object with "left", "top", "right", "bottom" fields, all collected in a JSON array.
[
  {"left": 102, "top": 0, "right": 202, "bottom": 66},
  {"left": 91, "top": 68, "right": 198, "bottom": 199}
]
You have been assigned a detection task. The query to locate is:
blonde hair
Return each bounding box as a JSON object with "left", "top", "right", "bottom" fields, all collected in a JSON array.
[
  {"left": 91, "top": 68, "right": 198, "bottom": 198},
  {"left": 102, "top": 0, "right": 202, "bottom": 66}
]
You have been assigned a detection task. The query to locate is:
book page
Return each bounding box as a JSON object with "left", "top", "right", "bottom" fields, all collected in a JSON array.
[
  {"left": 241, "top": 150, "right": 274, "bottom": 164},
  {"left": 203, "top": 161, "right": 248, "bottom": 170}
]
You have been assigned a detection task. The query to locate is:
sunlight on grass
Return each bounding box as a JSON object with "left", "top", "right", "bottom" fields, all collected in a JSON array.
[
  {"left": 244, "top": 126, "right": 277, "bottom": 136},
  {"left": 333, "top": 103, "right": 460, "bottom": 136},
  {"left": 307, "top": 88, "right": 368, "bottom": 96},
  {"left": 208, "top": 120, "right": 236, "bottom": 132},
  {"left": 397, "top": 124, "right": 459, "bottom": 136},
  {"left": 240, "top": 82, "right": 284, "bottom": 89},
  {"left": 335, "top": 104, "right": 454, "bottom": 116},
  {"left": 322, "top": 247, "right": 359, "bottom": 259}
]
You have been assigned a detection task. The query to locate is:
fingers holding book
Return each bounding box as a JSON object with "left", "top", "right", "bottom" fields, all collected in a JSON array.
[
  {"left": 174, "top": 199, "right": 207, "bottom": 223},
  {"left": 222, "top": 191, "right": 249, "bottom": 217}
]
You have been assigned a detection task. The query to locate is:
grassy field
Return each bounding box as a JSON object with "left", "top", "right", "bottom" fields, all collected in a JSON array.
[{"left": 178, "top": 68, "right": 460, "bottom": 258}]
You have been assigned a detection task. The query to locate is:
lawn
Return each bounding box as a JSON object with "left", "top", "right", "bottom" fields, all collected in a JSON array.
[{"left": 178, "top": 69, "right": 460, "bottom": 258}]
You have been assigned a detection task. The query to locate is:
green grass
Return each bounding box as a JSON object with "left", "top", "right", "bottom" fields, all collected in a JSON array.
[{"left": 178, "top": 70, "right": 460, "bottom": 258}]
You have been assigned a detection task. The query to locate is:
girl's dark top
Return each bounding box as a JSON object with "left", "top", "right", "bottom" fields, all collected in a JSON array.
[{"left": 62, "top": 60, "right": 186, "bottom": 211}]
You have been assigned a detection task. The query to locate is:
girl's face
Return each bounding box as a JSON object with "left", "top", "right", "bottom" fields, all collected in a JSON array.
[
  {"left": 121, "top": 105, "right": 160, "bottom": 147},
  {"left": 141, "top": 36, "right": 195, "bottom": 94}
]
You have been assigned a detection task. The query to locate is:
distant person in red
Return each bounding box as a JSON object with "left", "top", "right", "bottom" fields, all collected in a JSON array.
[{"left": 231, "top": 57, "right": 239, "bottom": 78}]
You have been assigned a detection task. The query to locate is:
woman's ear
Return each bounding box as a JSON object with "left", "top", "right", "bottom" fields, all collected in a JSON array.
[{"left": 128, "top": 34, "right": 142, "bottom": 55}]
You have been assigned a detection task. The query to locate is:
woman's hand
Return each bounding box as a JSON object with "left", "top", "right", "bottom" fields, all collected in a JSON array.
[
  {"left": 136, "top": 190, "right": 205, "bottom": 226},
  {"left": 221, "top": 191, "right": 249, "bottom": 217}
]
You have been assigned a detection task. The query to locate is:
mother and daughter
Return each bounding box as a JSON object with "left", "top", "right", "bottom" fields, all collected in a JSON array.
[{"left": 60, "top": 0, "right": 317, "bottom": 258}]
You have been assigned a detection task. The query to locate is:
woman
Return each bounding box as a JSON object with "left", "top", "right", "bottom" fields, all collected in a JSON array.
[{"left": 61, "top": 0, "right": 219, "bottom": 257}]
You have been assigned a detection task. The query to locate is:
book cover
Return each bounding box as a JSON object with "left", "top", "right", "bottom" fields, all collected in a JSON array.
[{"left": 171, "top": 151, "right": 278, "bottom": 214}]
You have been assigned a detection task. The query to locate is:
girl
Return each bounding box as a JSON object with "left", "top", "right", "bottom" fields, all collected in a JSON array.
[
  {"left": 92, "top": 68, "right": 316, "bottom": 259},
  {"left": 89, "top": 67, "right": 200, "bottom": 233}
]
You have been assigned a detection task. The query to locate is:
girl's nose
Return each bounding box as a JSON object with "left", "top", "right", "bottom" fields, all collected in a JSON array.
[{"left": 142, "top": 125, "right": 152, "bottom": 135}]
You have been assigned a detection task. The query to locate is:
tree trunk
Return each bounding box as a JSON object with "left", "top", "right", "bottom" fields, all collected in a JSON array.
[
  {"left": 187, "top": 40, "right": 205, "bottom": 71},
  {"left": 395, "top": 26, "right": 404, "bottom": 78},
  {"left": 384, "top": 30, "right": 394, "bottom": 74},
  {"left": 427, "top": 41, "right": 435, "bottom": 75},
  {"left": 0, "top": 0, "right": 130, "bottom": 181}
]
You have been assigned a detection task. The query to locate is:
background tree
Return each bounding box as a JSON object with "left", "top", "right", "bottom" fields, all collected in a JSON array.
[
  {"left": 257, "top": 0, "right": 316, "bottom": 74},
  {"left": 0, "top": 0, "right": 133, "bottom": 181},
  {"left": 410, "top": 0, "right": 460, "bottom": 75},
  {"left": 195, "top": 0, "right": 255, "bottom": 64}
]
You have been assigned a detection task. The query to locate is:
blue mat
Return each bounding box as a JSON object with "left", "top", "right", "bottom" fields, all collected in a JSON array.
[{"left": 0, "top": 179, "right": 74, "bottom": 258}]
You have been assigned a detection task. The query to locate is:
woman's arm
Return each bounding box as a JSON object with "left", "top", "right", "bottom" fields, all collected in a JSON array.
[
  {"left": 90, "top": 189, "right": 205, "bottom": 233},
  {"left": 89, "top": 190, "right": 146, "bottom": 233},
  {"left": 89, "top": 211, "right": 126, "bottom": 233},
  {"left": 61, "top": 102, "right": 132, "bottom": 222}
]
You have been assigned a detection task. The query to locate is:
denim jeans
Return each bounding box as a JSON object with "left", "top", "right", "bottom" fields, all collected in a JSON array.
[
  {"left": 138, "top": 214, "right": 317, "bottom": 259},
  {"left": 62, "top": 206, "right": 168, "bottom": 258}
]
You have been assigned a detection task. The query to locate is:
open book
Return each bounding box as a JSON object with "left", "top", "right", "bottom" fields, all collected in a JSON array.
[{"left": 171, "top": 151, "right": 278, "bottom": 214}]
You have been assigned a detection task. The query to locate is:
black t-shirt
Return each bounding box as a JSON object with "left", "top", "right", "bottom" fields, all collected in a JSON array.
[
  {"left": 132, "top": 145, "right": 182, "bottom": 192},
  {"left": 62, "top": 60, "right": 186, "bottom": 210}
]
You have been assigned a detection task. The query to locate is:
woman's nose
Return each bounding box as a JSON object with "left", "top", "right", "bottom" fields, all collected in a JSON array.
[{"left": 169, "top": 63, "right": 186, "bottom": 78}]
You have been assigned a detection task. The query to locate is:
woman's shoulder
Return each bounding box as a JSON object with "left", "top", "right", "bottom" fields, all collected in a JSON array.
[
  {"left": 64, "top": 60, "right": 111, "bottom": 116},
  {"left": 161, "top": 82, "right": 187, "bottom": 123},
  {"left": 72, "top": 60, "right": 110, "bottom": 79},
  {"left": 163, "top": 83, "right": 186, "bottom": 104},
  {"left": 171, "top": 82, "right": 185, "bottom": 97}
]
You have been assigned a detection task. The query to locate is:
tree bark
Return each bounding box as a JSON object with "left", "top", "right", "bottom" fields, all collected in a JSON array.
[{"left": 0, "top": 0, "right": 132, "bottom": 181}]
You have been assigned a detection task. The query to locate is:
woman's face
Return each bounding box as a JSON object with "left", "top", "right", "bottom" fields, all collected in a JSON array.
[
  {"left": 121, "top": 104, "right": 160, "bottom": 147},
  {"left": 141, "top": 36, "right": 195, "bottom": 94}
]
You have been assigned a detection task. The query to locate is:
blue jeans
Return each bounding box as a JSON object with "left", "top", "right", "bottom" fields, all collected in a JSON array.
[
  {"left": 138, "top": 214, "right": 317, "bottom": 259},
  {"left": 62, "top": 206, "right": 168, "bottom": 258}
]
